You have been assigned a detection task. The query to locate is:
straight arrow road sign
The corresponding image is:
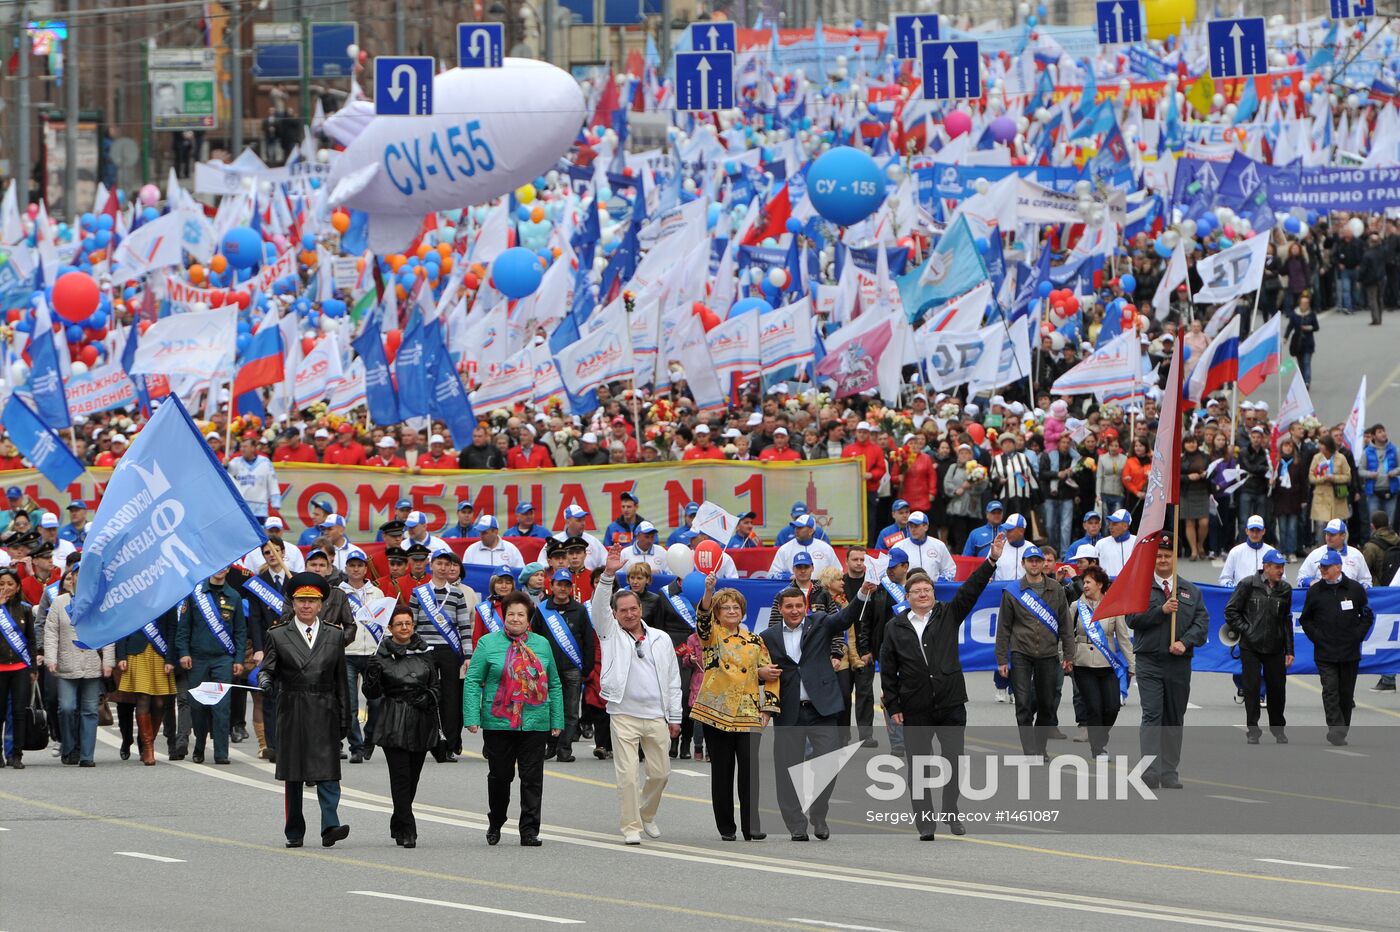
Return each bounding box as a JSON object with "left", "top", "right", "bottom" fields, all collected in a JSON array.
[
  {"left": 920, "top": 40, "right": 980, "bottom": 100},
  {"left": 676, "top": 51, "right": 734, "bottom": 111}
]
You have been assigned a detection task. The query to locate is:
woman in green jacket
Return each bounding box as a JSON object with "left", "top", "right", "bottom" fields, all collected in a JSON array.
[{"left": 465, "top": 590, "right": 563, "bottom": 847}]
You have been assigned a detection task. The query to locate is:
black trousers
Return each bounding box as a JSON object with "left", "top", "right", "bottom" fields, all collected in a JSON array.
[
  {"left": 773, "top": 703, "right": 839, "bottom": 833},
  {"left": 430, "top": 646, "right": 464, "bottom": 754},
  {"left": 852, "top": 663, "right": 876, "bottom": 739},
  {"left": 1137, "top": 654, "right": 1191, "bottom": 781},
  {"left": 0, "top": 669, "right": 28, "bottom": 758},
  {"left": 1072, "top": 666, "right": 1121, "bottom": 756},
  {"left": 382, "top": 747, "right": 427, "bottom": 840},
  {"left": 1317, "top": 660, "right": 1359, "bottom": 737},
  {"left": 483, "top": 729, "right": 548, "bottom": 838},
  {"left": 703, "top": 725, "right": 762, "bottom": 837},
  {"left": 545, "top": 667, "right": 581, "bottom": 758},
  {"left": 1241, "top": 648, "right": 1287, "bottom": 733},
  {"left": 835, "top": 668, "right": 854, "bottom": 743},
  {"left": 903, "top": 704, "right": 966, "bottom": 835},
  {"left": 1009, "top": 651, "right": 1060, "bottom": 756}
]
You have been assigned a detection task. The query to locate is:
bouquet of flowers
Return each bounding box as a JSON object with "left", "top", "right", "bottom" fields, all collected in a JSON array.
[
  {"left": 966, "top": 461, "right": 988, "bottom": 483},
  {"left": 938, "top": 403, "right": 961, "bottom": 420}
]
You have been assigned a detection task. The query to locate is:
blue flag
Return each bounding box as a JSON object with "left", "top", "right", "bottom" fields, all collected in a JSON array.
[
  {"left": 1, "top": 395, "right": 85, "bottom": 491},
  {"left": 895, "top": 216, "right": 990, "bottom": 323},
  {"left": 28, "top": 297, "right": 70, "bottom": 430},
  {"left": 120, "top": 315, "right": 152, "bottom": 415},
  {"left": 427, "top": 329, "right": 477, "bottom": 447},
  {"left": 70, "top": 396, "right": 266, "bottom": 649},
  {"left": 350, "top": 307, "right": 403, "bottom": 427},
  {"left": 393, "top": 310, "right": 435, "bottom": 420}
]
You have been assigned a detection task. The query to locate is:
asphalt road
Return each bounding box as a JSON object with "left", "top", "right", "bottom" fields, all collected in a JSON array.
[{"left": 2, "top": 671, "right": 1396, "bottom": 932}]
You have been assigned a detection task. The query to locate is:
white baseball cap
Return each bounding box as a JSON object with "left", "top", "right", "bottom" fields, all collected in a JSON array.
[
  {"left": 377, "top": 436, "right": 397, "bottom": 448},
  {"left": 429, "top": 434, "right": 445, "bottom": 445},
  {"left": 581, "top": 431, "right": 599, "bottom": 443},
  {"left": 694, "top": 424, "right": 711, "bottom": 434}
]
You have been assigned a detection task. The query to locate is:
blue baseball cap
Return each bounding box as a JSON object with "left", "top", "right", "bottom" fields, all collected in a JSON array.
[
  {"left": 792, "top": 551, "right": 814, "bottom": 567},
  {"left": 344, "top": 547, "right": 368, "bottom": 563},
  {"left": 563, "top": 504, "right": 589, "bottom": 520},
  {"left": 395, "top": 499, "right": 412, "bottom": 510},
  {"left": 404, "top": 510, "right": 428, "bottom": 528},
  {"left": 790, "top": 502, "right": 809, "bottom": 517},
  {"left": 67, "top": 500, "right": 87, "bottom": 511},
  {"left": 1262, "top": 549, "right": 1287, "bottom": 565},
  {"left": 685, "top": 502, "right": 701, "bottom": 516},
  {"left": 1319, "top": 550, "right": 1344, "bottom": 567},
  {"left": 1324, "top": 519, "right": 1346, "bottom": 535},
  {"left": 311, "top": 499, "right": 333, "bottom": 513},
  {"left": 1021, "top": 545, "right": 1045, "bottom": 561},
  {"left": 552, "top": 568, "right": 574, "bottom": 583},
  {"left": 1001, "top": 513, "right": 1027, "bottom": 531},
  {"left": 985, "top": 500, "right": 1004, "bottom": 513},
  {"left": 908, "top": 511, "right": 929, "bottom": 525},
  {"left": 886, "top": 548, "right": 910, "bottom": 566},
  {"left": 515, "top": 502, "right": 534, "bottom": 515},
  {"left": 791, "top": 514, "right": 816, "bottom": 529},
  {"left": 320, "top": 514, "right": 346, "bottom": 528},
  {"left": 474, "top": 515, "right": 499, "bottom": 531},
  {"left": 456, "top": 500, "right": 474, "bottom": 512},
  {"left": 5, "top": 487, "right": 21, "bottom": 499},
  {"left": 1083, "top": 510, "right": 1101, "bottom": 522},
  {"left": 637, "top": 521, "right": 657, "bottom": 535},
  {"left": 891, "top": 498, "right": 910, "bottom": 512}
]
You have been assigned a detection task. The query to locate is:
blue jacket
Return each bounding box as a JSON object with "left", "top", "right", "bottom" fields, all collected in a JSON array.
[
  {"left": 58, "top": 524, "right": 87, "bottom": 546},
  {"left": 176, "top": 582, "right": 248, "bottom": 658},
  {"left": 603, "top": 518, "right": 644, "bottom": 546},
  {"left": 962, "top": 523, "right": 999, "bottom": 557},
  {"left": 506, "top": 523, "right": 552, "bottom": 540},
  {"left": 296, "top": 526, "right": 322, "bottom": 547},
  {"left": 440, "top": 523, "right": 477, "bottom": 539},
  {"left": 1066, "top": 533, "right": 1102, "bottom": 557},
  {"left": 875, "top": 523, "right": 909, "bottom": 550},
  {"left": 1363, "top": 443, "right": 1400, "bottom": 496},
  {"left": 666, "top": 526, "right": 698, "bottom": 547}
]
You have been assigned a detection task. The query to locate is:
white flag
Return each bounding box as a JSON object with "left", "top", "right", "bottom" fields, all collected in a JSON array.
[
  {"left": 292, "top": 334, "right": 344, "bottom": 409},
  {"left": 1152, "top": 242, "right": 1188, "bottom": 319},
  {"left": 1050, "top": 330, "right": 1142, "bottom": 399},
  {"left": 1275, "top": 370, "right": 1315, "bottom": 431},
  {"left": 128, "top": 307, "right": 237, "bottom": 378},
  {"left": 1193, "top": 235, "right": 1270, "bottom": 304},
  {"left": 111, "top": 211, "right": 190, "bottom": 277},
  {"left": 1343, "top": 376, "right": 1367, "bottom": 457}
]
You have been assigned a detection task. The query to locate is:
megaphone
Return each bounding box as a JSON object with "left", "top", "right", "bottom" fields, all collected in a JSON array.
[{"left": 1220, "top": 624, "right": 1241, "bottom": 648}]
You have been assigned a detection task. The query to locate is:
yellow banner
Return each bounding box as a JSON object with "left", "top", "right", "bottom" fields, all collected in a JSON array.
[{"left": 8, "top": 458, "right": 867, "bottom": 544}]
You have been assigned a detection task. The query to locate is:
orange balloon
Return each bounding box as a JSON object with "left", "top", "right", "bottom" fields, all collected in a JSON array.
[
  {"left": 436, "top": 242, "right": 451, "bottom": 259},
  {"left": 356, "top": 256, "right": 366, "bottom": 273},
  {"left": 470, "top": 262, "right": 486, "bottom": 279},
  {"left": 551, "top": 246, "right": 562, "bottom": 258},
  {"left": 188, "top": 263, "right": 206, "bottom": 284},
  {"left": 416, "top": 244, "right": 432, "bottom": 260},
  {"left": 210, "top": 254, "right": 228, "bottom": 274},
  {"left": 439, "top": 256, "right": 453, "bottom": 274},
  {"left": 395, "top": 284, "right": 407, "bottom": 300},
  {"left": 331, "top": 210, "right": 351, "bottom": 233},
  {"left": 388, "top": 254, "right": 407, "bottom": 272},
  {"left": 531, "top": 206, "right": 545, "bottom": 223}
]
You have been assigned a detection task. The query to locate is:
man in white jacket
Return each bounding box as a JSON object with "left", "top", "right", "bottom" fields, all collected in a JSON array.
[
  {"left": 226, "top": 436, "right": 281, "bottom": 518},
  {"left": 1219, "top": 515, "right": 1270, "bottom": 587},
  {"left": 592, "top": 543, "right": 683, "bottom": 846}
]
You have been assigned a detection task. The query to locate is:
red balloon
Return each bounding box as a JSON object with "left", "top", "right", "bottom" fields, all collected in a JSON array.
[
  {"left": 78, "top": 344, "right": 99, "bottom": 367},
  {"left": 208, "top": 291, "right": 226, "bottom": 308},
  {"left": 1092, "top": 269, "right": 1105, "bottom": 290},
  {"left": 234, "top": 291, "right": 251, "bottom": 310},
  {"left": 384, "top": 329, "right": 403, "bottom": 363},
  {"left": 698, "top": 307, "right": 721, "bottom": 332},
  {"left": 694, "top": 539, "right": 724, "bottom": 573},
  {"left": 301, "top": 336, "right": 318, "bottom": 356},
  {"left": 966, "top": 423, "right": 986, "bottom": 445},
  {"left": 52, "top": 272, "right": 101, "bottom": 323},
  {"left": 5, "top": 309, "right": 19, "bottom": 324},
  {"left": 86, "top": 326, "right": 109, "bottom": 341},
  {"left": 138, "top": 320, "right": 152, "bottom": 334}
]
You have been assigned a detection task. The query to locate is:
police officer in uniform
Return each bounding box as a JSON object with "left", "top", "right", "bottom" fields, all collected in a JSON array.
[
  {"left": 176, "top": 566, "right": 247, "bottom": 765},
  {"left": 1127, "top": 537, "right": 1209, "bottom": 789},
  {"left": 1223, "top": 549, "right": 1294, "bottom": 744},
  {"left": 258, "top": 573, "right": 352, "bottom": 848}
]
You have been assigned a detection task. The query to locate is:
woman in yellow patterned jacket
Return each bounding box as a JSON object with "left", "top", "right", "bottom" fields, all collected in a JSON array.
[{"left": 691, "top": 572, "right": 779, "bottom": 842}]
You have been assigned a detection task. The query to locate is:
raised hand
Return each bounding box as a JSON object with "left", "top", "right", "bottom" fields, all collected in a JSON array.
[{"left": 988, "top": 532, "right": 1008, "bottom": 562}]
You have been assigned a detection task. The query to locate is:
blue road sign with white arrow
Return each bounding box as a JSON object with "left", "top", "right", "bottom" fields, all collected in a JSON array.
[
  {"left": 1207, "top": 17, "right": 1267, "bottom": 79},
  {"left": 458, "top": 23, "right": 504, "bottom": 67},
  {"left": 892, "top": 14, "right": 941, "bottom": 60},
  {"left": 689, "top": 21, "right": 735, "bottom": 52},
  {"left": 1330, "top": 0, "right": 1375, "bottom": 18},
  {"left": 1095, "top": 0, "right": 1142, "bottom": 44},
  {"left": 920, "top": 40, "right": 980, "bottom": 100},
  {"left": 675, "top": 50, "right": 733, "bottom": 112},
  {"left": 374, "top": 56, "right": 434, "bottom": 115}
]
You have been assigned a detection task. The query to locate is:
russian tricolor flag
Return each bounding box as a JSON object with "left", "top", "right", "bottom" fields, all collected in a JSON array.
[
  {"left": 1236, "top": 314, "right": 1281, "bottom": 397},
  {"left": 1184, "top": 317, "right": 1239, "bottom": 407},
  {"left": 232, "top": 306, "right": 285, "bottom": 414}
]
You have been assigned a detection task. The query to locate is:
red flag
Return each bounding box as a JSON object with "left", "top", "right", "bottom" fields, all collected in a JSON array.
[
  {"left": 1094, "top": 341, "right": 1183, "bottom": 622},
  {"left": 591, "top": 69, "right": 620, "bottom": 134},
  {"left": 741, "top": 182, "right": 792, "bottom": 246}
]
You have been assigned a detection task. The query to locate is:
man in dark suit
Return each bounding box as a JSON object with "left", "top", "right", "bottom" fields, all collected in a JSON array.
[
  {"left": 1127, "top": 536, "right": 1210, "bottom": 789},
  {"left": 241, "top": 538, "right": 295, "bottom": 762},
  {"left": 880, "top": 533, "right": 1004, "bottom": 840},
  {"left": 761, "top": 581, "right": 874, "bottom": 841}
]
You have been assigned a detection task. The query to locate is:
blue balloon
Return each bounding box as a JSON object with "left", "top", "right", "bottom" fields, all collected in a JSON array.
[
  {"left": 975, "top": 237, "right": 990, "bottom": 254},
  {"left": 1154, "top": 239, "right": 1174, "bottom": 259},
  {"left": 1037, "top": 281, "right": 1053, "bottom": 298},
  {"left": 65, "top": 324, "right": 84, "bottom": 343},
  {"left": 681, "top": 571, "right": 707, "bottom": 607},
  {"left": 806, "top": 146, "right": 884, "bottom": 227},
  {"left": 79, "top": 213, "right": 96, "bottom": 230},
  {"left": 1284, "top": 215, "right": 1303, "bottom": 235},
  {"left": 1196, "top": 214, "right": 1215, "bottom": 235},
  {"left": 142, "top": 207, "right": 160, "bottom": 222},
  {"left": 236, "top": 332, "right": 253, "bottom": 355},
  {"left": 785, "top": 217, "right": 804, "bottom": 234},
  {"left": 731, "top": 297, "right": 773, "bottom": 317},
  {"left": 322, "top": 298, "right": 346, "bottom": 319},
  {"left": 88, "top": 311, "right": 108, "bottom": 330},
  {"left": 93, "top": 230, "right": 111, "bottom": 248},
  {"left": 96, "top": 214, "right": 113, "bottom": 231},
  {"left": 223, "top": 226, "right": 264, "bottom": 270},
  {"left": 301, "top": 233, "right": 316, "bottom": 251},
  {"left": 492, "top": 247, "right": 544, "bottom": 299},
  {"left": 1120, "top": 273, "right": 1137, "bottom": 294},
  {"left": 397, "top": 270, "right": 416, "bottom": 290}
]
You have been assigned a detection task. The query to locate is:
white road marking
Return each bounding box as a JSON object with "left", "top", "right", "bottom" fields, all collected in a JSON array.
[
  {"left": 965, "top": 744, "right": 996, "bottom": 753},
  {"left": 1326, "top": 749, "right": 1367, "bottom": 758},
  {"left": 1186, "top": 702, "right": 1203, "bottom": 710},
  {"left": 350, "top": 890, "right": 584, "bottom": 924},
  {"left": 787, "top": 920, "right": 904, "bottom": 932},
  {"left": 1256, "top": 859, "right": 1350, "bottom": 871},
  {"left": 1208, "top": 795, "right": 1266, "bottom": 805},
  {"left": 669, "top": 768, "right": 708, "bottom": 777},
  {"left": 116, "top": 851, "right": 186, "bottom": 863}
]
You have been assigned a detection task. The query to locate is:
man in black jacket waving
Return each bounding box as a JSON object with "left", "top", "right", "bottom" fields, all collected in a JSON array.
[
  {"left": 880, "top": 533, "right": 1005, "bottom": 840},
  {"left": 1223, "top": 549, "right": 1294, "bottom": 745},
  {"left": 1300, "top": 551, "right": 1374, "bottom": 746}
]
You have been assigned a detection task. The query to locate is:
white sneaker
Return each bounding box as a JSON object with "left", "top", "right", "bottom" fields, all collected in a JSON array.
[
  {"left": 623, "top": 832, "right": 642, "bottom": 845},
  {"left": 643, "top": 821, "right": 662, "bottom": 839},
  {"left": 995, "top": 688, "right": 1010, "bottom": 704}
]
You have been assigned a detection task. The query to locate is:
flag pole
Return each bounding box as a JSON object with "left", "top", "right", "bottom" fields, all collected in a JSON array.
[{"left": 223, "top": 372, "right": 235, "bottom": 460}]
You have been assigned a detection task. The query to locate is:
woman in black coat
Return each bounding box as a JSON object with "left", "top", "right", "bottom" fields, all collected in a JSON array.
[
  {"left": 364, "top": 604, "right": 440, "bottom": 848},
  {"left": 0, "top": 568, "right": 36, "bottom": 768},
  {"left": 1285, "top": 293, "right": 1320, "bottom": 389}
]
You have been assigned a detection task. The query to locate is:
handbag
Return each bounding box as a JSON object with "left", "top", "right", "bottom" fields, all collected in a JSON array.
[
  {"left": 23, "top": 682, "right": 50, "bottom": 751},
  {"left": 97, "top": 697, "right": 114, "bottom": 727}
]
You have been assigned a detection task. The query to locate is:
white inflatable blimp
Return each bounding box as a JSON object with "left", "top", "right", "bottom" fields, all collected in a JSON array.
[{"left": 326, "top": 58, "right": 585, "bottom": 252}]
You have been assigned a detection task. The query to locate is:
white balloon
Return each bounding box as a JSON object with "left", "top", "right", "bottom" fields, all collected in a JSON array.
[
  {"left": 70, "top": 361, "right": 88, "bottom": 375},
  {"left": 192, "top": 302, "right": 209, "bottom": 313},
  {"left": 1224, "top": 103, "right": 1238, "bottom": 120},
  {"left": 974, "top": 178, "right": 990, "bottom": 194},
  {"left": 768, "top": 267, "right": 787, "bottom": 287},
  {"left": 1348, "top": 217, "right": 1366, "bottom": 238},
  {"left": 1211, "top": 93, "right": 1225, "bottom": 109},
  {"left": 666, "top": 543, "right": 694, "bottom": 577},
  {"left": 346, "top": 43, "right": 359, "bottom": 59}
]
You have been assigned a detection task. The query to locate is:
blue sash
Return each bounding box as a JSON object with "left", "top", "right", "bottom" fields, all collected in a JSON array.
[
  {"left": 1015, "top": 583, "right": 1061, "bottom": 637},
  {"left": 414, "top": 582, "right": 463, "bottom": 658},
  {"left": 45, "top": 581, "right": 61, "bottom": 602},
  {"left": 879, "top": 575, "right": 909, "bottom": 614},
  {"left": 476, "top": 601, "right": 503, "bottom": 635},
  {"left": 0, "top": 605, "right": 31, "bottom": 666},
  {"left": 243, "top": 576, "right": 285, "bottom": 615},
  {"left": 667, "top": 590, "right": 697, "bottom": 629},
  {"left": 345, "top": 589, "right": 382, "bottom": 642},
  {"left": 540, "top": 604, "right": 584, "bottom": 668},
  {"left": 193, "top": 588, "right": 237, "bottom": 656},
  {"left": 142, "top": 622, "right": 170, "bottom": 657},
  {"left": 1078, "top": 600, "right": 1129, "bottom": 699}
]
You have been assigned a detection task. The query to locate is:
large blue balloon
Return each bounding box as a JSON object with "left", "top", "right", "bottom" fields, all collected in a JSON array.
[
  {"left": 681, "top": 571, "right": 708, "bottom": 607},
  {"left": 492, "top": 247, "right": 544, "bottom": 299},
  {"left": 730, "top": 297, "right": 774, "bottom": 317},
  {"left": 806, "top": 146, "right": 884, "bottom": 227},
  {"left": 222, "top": 226, "right": 263, "bottom": 270}
]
